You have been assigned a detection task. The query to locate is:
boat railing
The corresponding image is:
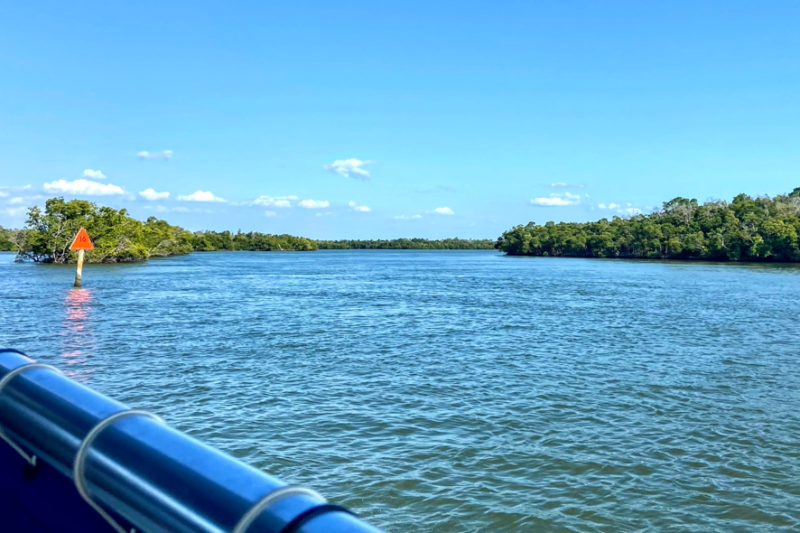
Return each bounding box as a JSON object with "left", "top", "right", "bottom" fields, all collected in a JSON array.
[{"left": 0, "top": 348, "right": 385, "bottom": 533}]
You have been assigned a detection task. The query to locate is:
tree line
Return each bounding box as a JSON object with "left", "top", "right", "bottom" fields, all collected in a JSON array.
[
  {"left": 495, "top": 188, "right": 800, "bottom": 261},
  {"left": 190, "top": 230, "right": 317, "bottom": 252},
  {"left": 317, "top": 238, "right": 495, "bottom": 249},
  {"left": 2, "top": 198, "right": 495, "bottom": 263},
  {"left": 6, "top": 198, "right": 317, "bottom": 263}
]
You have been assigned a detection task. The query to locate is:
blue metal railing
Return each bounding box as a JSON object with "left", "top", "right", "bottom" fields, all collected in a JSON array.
[{"left": 0, "top": 349, "right": 385, "bottom": 533}]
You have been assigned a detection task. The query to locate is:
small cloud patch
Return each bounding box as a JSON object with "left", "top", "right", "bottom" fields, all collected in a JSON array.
[
  {"left": 1, "top": 206, "right": 27, "bottom": 218},
  {"left": 550, "top": 182, "right": 584, "bottom": 189},
  {"left": 177, "top": 190, "right": 226, "bottom": 202},
  {"left": 597, "top": 202, "right": 642, "bottom": 216},
  {"left": 324, "top": 159, "right": 372, "bottom": 180},
  {"left": 137, "top": 150, "right": 174, "bottom": 161},
  {"left": 82, "top": 169, "right": 106, "bottom": 180},
  {"left": 44, "top": 179, "right": 125, "bottom": 196},
  {"left": 143, "top": 205, "right": 189, "bottom": 213},
  {"left": 530, "top": 192, "right": 580, "bottom": 207},
  {"left": 251, "top": 195, "right": 297, "bottom": 208},
  {"left": 298, "top": 199, "right": 330, "bottom": 209},
  {"left": 348, "top": 201, "right": 371, "bottom": 212},
  {"left": 139, "top": 188, "right": 170, "bottom": 200}
]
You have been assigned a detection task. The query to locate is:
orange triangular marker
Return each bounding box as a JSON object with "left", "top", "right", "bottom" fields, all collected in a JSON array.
[{"left": 70, "top": 227, "right": 95, "bottom": 251}]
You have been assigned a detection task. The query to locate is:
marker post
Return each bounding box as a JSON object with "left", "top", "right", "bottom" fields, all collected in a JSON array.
[
  {"left": 75, "top": 249, "right": 85, "bottom": 287},
  {"left": 69, "top": 227, "right": 94, "bottom": 288}
]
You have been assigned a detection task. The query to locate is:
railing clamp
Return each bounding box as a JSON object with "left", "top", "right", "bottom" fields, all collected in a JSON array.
[
  {"left": 73, "top": 409, "right": 164, "bottom": 533},
  {"left": 232, "top": 485, "right": 327, "bottom": 533},
  {"left": 0, "top": 362, "right": 62, "bottom": 467}
]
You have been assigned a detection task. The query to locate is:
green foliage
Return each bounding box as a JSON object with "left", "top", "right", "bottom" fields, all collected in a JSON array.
[
  {"left": 11, "top": 198, "right": 321, "bottom": 262},
  {"left": 0, "top": 226, "right": 15, "bottom": 251},
  {"left": 17, "top": 197, "right": 193, "bottom": 263},
  {"left": 190, "top": 230, "right": 318, "bottom": 252},
  {"left": 15, "top": 198, "right": 319, "bottom": 262},
  {"left": 496, "top": 190, "right": 800, "bottom": 262},
  {"left": 317, "top": 238, "right": 495, "bottom": 249}
]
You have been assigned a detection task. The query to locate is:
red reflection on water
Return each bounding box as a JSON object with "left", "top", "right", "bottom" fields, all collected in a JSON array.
[
  {"left": 61, "top": 288, "right": 95, "bottom": 382},
  {"left": 65, "top": 288, "right": 92, "bottom": 321}
]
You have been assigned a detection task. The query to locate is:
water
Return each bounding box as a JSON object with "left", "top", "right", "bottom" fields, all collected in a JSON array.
[{"left": 1, "top": 250, "right": 799, "bottom": 532}]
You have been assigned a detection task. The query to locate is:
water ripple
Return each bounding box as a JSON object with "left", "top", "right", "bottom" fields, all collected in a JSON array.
[{"left": 1, "top": 251, "right": 799, "bottom": 532}]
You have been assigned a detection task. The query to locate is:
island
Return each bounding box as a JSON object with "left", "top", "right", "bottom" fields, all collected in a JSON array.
[
  {"left": 0, "top": 198, "right": 495, "bottom": 263},
  {"left": 496, "top": 188, "right": 800, "bottom": 262}
]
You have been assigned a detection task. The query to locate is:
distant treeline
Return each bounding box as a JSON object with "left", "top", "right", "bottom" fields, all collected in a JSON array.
[
  {"left": 0, "top": 227, "right": 20, "bottom": 252},
  {"left": 13, "top": 198, "right": 194, "bottom": 263},
  {"left": 496, "top": 188, "right": 800, "bottom": 262},
  {"left": 8, "top": 198, "right": 316, "bottom": 263},
  {"left": 191, "top": 230, "right": 317, "bottom": 252},
  {"left": 317, "top": 238, "right": 495, "bottom": 250},
  {"left": 5, "top": 198, "right": 495, "bottom": 263}
]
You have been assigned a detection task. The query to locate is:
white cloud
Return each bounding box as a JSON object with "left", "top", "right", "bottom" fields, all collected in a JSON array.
[
  {"left": 298, "top": 199, "right": 330, "bottom": 209},
  {"left": 431, "top": 207, "right": 455, "bottom": 215},
  {"left": 251, "top": 195, "right": 297, "bottom": 208},
  {"left": 43, "top": 179, "right": 125, "bottom": 196},
  {"left": 0, "top": 185, "right": 33, "bottom": 199},
  {"left": 139, "top": 188, "right": 170, "bottom": 200},
  {"left": 0, "top": 185, "right": 31, "bottom": 196},
  {"left": 394, "top": 214, "right": 422, "bottom": 220},
  {"left": 530, "top": 192, "right": 581, "bottom": 207},
  {"left": 137, "top": 150, "right": 173, "bottom": 160},
  {"left": 8, "top": 197, "right": 24, "bottom": 205},
  {"left": 324, "top": 158, "right": 373, "bottom": 180},
  {"left": 264, "top": 210, "right": 277, "bottom": 217},
  {"left": 550, "top": 182, "right": 583, "bottom": 188},
  {"left": 597, "top": 202, "right": 641, "bottom": 216},
  {"left": 177, "top": 190, "right": 226, "bottom": 202},
  {"left": 82, "top": 169, "right": 106, "bottom": 180},
  {"left": 1, "top": 206, "right": 27, "bottom": 218},
  {"left": 348, "top": 201, "right": 371, "bottom": 212},
  {"left": 143, "top": 205, "right": 188, "bottom": 213},
  {"left": 315, "top": 212, "right": 335, "bottom": 217}
]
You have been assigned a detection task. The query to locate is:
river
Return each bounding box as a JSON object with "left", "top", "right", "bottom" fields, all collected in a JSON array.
[{"left": 1, "top": 250, "right": 799, "bottom": 532}]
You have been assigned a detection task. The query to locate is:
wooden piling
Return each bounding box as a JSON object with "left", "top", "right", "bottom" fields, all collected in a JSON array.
[{"left": 74, "top": 249, "right": 85, "bottom": 288}]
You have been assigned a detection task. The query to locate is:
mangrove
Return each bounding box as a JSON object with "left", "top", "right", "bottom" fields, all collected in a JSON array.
[
  {"left": 11, "top": 198, "right": 317, "bottom": 263},
  {"left": 496, "top": 188, "right": 800, "bottom": 261},
  {"left": 317, "top": 238, "right": 495, "bottom": 250}
]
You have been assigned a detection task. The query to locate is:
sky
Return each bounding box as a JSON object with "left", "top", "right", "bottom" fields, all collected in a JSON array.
[{"left": 1, "top": 1, "right": 799, "bottom": 239}]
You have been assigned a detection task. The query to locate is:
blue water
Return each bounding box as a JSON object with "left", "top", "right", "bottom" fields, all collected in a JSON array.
[{"left": 1, "top": 250, "right": 799, "bottom": 531}]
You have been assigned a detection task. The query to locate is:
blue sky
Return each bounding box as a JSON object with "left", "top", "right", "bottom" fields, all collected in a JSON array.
[{"left": 1, "top": 1, "right": 799, "bottom": 239}]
